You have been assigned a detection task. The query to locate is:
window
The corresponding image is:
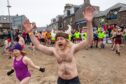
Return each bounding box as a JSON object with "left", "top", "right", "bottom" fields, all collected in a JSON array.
[
  {"left": 106, "top": 7, "right": 120, "bottom": 20},
  {"left": 67, "top": 10, "right": 70, "bottom": 16}
]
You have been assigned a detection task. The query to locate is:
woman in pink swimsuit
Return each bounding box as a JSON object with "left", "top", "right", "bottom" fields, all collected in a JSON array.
[{"left": 7, "top": 43, "right": 45, "bottom": 84}]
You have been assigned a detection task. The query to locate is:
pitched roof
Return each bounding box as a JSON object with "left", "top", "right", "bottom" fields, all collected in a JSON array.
[
  {"left": 94, "top": 3, "right": 126, "bottom": 17},
  {"left": 105, "top": 3, "right": 126, "bottom": 14},
  {"left": 34, "top": 27, "right": 47, "bottom": 32}
]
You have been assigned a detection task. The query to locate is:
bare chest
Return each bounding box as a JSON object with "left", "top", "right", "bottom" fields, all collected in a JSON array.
[{"left": 54, "top": 49, "right": 73, "bottom": 64}]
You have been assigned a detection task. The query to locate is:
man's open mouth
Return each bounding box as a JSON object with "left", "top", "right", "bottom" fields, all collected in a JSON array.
[{"left": 58, "top": 43, "right": 63, "bottom": 47}]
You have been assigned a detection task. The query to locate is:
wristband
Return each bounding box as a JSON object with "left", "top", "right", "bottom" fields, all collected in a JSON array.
[{"left": 28, "top": 31, "right": 33, "bottom": 36}]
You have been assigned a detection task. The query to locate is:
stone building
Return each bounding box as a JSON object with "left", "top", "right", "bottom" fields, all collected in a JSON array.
[
  {"left": 47, "top": 0, "right": 99, "bottom": 31},
  {"left": 94, "top": 3, "right": 126, "bottom": 26},
  {"left": 0, "top": 15, "right": 27, "bottom": 31},
  {"left": 47, "top": 4, "right": 79, "bottom": 31},
  {"left": 63, "top": 4, "right": 80, "bottom": 30},
  {"left": 47, "top": 18, "right": 57, "bottom": 30},
  {"left": 47, "top": 15, "right": 64, "bottom": 31},
  {"left": 0, "top": 15, "right": 13, "bottom": 31},
  {"left": 75, "top": 0, "right": 99, "bottom": 29}
]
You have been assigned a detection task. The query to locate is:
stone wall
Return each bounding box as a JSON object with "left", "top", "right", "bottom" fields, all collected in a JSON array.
[{"left": 107, "top": 11, "right": 126, "bottom": 26}]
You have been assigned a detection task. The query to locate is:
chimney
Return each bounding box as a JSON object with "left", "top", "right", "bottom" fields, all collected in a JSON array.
[{"left": 84, "top": 0, "right": 91, "bottom": 7}]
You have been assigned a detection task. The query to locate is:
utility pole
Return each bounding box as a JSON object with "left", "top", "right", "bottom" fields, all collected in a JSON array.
[{"left": 7, "top": 0, "right": 13, "bottom": 42}]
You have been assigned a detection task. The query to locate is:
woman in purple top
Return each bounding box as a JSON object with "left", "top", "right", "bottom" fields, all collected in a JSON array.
[{"left": 7, "top": 43, "right": 45, "bottom": 84}]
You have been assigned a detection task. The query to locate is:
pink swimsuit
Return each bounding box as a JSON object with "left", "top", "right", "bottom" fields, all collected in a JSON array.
[{"left": 13, "top": 56, "right": 31, "bottom": 81}]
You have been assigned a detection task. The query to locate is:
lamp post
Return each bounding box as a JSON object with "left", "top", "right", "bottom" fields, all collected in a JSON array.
[{"left": 7, "top": 0, "right": 13, "bottom": 42}]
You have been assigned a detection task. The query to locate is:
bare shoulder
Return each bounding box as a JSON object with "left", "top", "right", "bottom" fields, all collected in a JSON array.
[
  {"left": 23, "top": 56, "right": 31, "bottom": 64},
  {"left": 72, "top": 41, "right": 86, "bottom": 53},
  {"left": 23, "top": 56, "right": 31, "bottom": 61}
]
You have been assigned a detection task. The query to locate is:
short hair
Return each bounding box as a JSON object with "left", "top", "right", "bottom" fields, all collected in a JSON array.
[{"left": 55, "top": 32, "right": 68, "bottom": 40}]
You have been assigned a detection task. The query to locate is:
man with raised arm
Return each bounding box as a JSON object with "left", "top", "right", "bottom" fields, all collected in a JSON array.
[{"left": 23, "top": 6, "right": 94, "bottom": 84}]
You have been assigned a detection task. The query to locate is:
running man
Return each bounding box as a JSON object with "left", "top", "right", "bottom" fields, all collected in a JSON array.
[
  {"left": 23, "top": 6, "right": 94, "bottom": 84},
  {"left": 18, "top": 34, "right": 25, "bottom": 49}
]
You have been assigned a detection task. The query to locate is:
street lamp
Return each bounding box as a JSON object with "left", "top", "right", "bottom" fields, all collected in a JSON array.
[{"left": 7, "top": 0, "right": 13, "bottom": 42}]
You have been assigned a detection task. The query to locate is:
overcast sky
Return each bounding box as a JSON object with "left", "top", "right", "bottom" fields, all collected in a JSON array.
[{"left": 0, "top": 0, "right": 126, "bottom": 27}]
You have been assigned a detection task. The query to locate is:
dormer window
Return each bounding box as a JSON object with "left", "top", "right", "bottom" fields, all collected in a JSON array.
[{"left": 106, "top": 7, "right": 120, "bottom": 20}]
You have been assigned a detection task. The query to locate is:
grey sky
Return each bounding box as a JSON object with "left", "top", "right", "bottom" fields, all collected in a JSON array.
[{"left": 0, "top": 0, "right": 126, "bottom": 27}]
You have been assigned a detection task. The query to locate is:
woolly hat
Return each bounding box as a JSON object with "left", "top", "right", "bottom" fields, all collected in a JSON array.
[{"left": 9, "top": 42, "right": 22, "bottom": 52}]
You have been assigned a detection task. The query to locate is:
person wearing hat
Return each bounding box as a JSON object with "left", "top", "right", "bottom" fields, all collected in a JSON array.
[
  {"left": 23, "top": 6, "right": 94, "bottom": 84},
  {"left": 7, "top": 43, "right": 45, "bottom": 84}
]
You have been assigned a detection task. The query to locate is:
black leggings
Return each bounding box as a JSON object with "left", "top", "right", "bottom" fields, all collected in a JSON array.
[{"left": 57, "top": 76, "right": 80, "bottom": 84}]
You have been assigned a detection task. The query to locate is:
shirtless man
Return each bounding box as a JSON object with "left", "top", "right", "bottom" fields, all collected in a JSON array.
[{"left": 23, "top": 6, "right": 94, "bottom": 84}]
